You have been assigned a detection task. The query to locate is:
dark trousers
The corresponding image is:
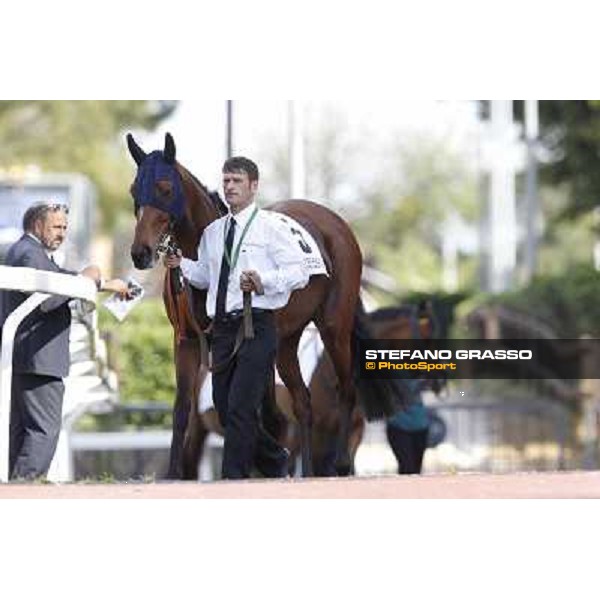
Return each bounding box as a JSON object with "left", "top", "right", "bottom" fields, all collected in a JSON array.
[
  {"left": 212, "top": 311, "right": 287, "bottom": 479},
  {"left": 386, "top": 422, "right": 429, "bottom": 475},
  {"left": 10, "top": 373, "right": 64, "bottom": 480}
]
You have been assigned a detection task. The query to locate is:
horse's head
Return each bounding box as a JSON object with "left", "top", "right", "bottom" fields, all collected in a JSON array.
[
  {"left": 127, "top": 132, "right": 186, "bottom": 269},
  {"left": 371, "top": 301, "right": 439, "bottom": 341},
  {"left": 371, "top": 302, "right": 448, "bottom": 396}
]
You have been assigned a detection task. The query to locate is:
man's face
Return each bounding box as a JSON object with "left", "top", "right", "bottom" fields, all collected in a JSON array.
[
  {"left": 222, "top": 170, "right": 258, "bottom": 213},
  {"left": 34, "top": 210, "right": 68, "bottom": 251}
]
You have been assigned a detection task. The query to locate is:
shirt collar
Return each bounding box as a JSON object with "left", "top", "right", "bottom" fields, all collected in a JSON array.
[
  {"left": 26, "top": 232, "right": 41, "bottom": 245},
  {"left": 229, "top": 201, "right": 258, "bottom": 229},
  {"left": 26, "top": 232, "right": 54, "bottom": 260}
]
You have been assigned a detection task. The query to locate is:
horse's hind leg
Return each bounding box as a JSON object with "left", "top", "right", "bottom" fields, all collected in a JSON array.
[
  {"left": 276, "top": 332, "right": 313, "bottom": 477},
  {"left": 315, "top": 319, "right": 356, "bottom": 476},
  {"left": 347, "top": 407, "right": 366, "bottom": 475}
]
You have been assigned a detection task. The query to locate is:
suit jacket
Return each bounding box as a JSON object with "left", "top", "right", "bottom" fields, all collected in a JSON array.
[{"left": 0, "top": 234, "right": 76, "bottom": 378}]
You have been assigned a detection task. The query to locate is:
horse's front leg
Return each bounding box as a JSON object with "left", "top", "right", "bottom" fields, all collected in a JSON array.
[{"left": 167, "top": 337, "right": 202, "bottom": 480}]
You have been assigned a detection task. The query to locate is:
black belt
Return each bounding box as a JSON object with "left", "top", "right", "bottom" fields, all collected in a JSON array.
[{"left": 214, "top": 308, "right": 273, "bottom": 324}]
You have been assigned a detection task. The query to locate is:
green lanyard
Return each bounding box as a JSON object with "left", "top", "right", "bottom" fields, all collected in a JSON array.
[{"left": 223, "top": 206, "right": 259, "bottom": 270}]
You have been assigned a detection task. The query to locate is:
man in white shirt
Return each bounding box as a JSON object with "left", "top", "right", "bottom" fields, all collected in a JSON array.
[{"left": 165, "top": 157, "right": 309, "bottom": 479}]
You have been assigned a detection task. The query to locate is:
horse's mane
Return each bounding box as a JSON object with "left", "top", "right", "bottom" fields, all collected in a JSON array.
[
  {"left": 181, "top": 164, "right": 229, "bottom": 217},
  {"left": 369, "top": 305, "right": 418, "bottom": 322},
  {"left": 370, "top": 302, "right": 444, "bottom": 339}
]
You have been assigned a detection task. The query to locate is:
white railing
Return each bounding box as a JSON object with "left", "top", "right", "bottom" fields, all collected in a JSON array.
[{"left": 0, "top": 266, "right": 96, "bottom": 482}]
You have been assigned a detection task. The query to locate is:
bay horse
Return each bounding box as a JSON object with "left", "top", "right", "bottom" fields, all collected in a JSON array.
[
  {"left": 195, "top": 301, "right": 442, "bottom": 477},
  {"left": 286, "top": 301, "right": 445, "bottom": 475},
  {"left": 126, "top": 132, "right": 397, "bottom": 479}
]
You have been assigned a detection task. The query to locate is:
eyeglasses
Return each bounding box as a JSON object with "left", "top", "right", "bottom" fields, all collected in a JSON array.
[{"left": 43, "top": 203, "right": 69, "bottom": 214}]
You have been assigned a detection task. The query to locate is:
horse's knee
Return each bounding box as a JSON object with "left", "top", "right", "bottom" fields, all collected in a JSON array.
[
  {"left": 290, "top": 389, "right": 312, "bottom": 425},
  {"left": 321, "top": 321, "right": 350, "bottom": 349},
  {"left": 292, "top": 396, "right": 311, "bottom": 422}
]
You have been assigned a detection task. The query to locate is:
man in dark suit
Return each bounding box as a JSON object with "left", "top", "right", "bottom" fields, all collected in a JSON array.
[{"left": 0, "top": 200, "right": 130, "bottom": 480}]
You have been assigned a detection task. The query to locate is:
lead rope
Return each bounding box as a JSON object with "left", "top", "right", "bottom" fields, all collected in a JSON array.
[{"left": 160, "top": 232, "right": 210, "bottom": 368}]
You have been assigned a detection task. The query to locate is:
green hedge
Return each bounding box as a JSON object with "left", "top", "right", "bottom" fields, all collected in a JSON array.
[{"left": 98, "top": 297, "right": 175, "bottom": 404}]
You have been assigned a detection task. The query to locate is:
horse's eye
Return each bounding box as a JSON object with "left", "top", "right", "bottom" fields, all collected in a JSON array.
[{"left": 156, "top": 180, "right": 173, "bottom": 199}]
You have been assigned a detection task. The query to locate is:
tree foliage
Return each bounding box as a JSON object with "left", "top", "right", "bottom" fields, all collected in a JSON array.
[
  {"left": 477, "top": 263, "right": 600, "bottom": 338},
  {"left": 352, "top": 134, "right": 479, "bottom": 292},
  {"left": 0, "top": 100, "right": 177, "bottom": 229},
  {"left": 256, "top": 103, "right": 360, "bottom": 206},
  {"left": 534, "top": 100, "right": 600, "bottom": 219}
]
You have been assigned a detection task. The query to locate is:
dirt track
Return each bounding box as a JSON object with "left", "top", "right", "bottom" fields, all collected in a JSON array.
[{"left": 1, "top": 470, "right": 600, "bottom": 498}]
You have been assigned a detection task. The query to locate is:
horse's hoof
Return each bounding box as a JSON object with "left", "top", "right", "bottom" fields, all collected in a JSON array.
[
  {"left": 301, "top": 463, "right": 314, "bottom": 478},
  {"left": 335, "top": 462, "right": 352, "bottom": 477},
  {"left": 165, "top": 468, "right": 183, "bottom": 481}
]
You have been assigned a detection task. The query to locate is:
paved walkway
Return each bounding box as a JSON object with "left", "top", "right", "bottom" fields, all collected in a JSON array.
[{"left": 1, "top": 470, "right": 600, "bottom": 498}]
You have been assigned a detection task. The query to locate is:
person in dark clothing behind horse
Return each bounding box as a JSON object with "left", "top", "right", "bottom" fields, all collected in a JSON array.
[
  {"left": 0, "top": 201, "right": 131, "bottom": 480},
  {"left": 386, "top": 379, "right": 430, "bottom": 474},
  {"left": 164, "top": 157, "right": 310, "bottom": 479}
]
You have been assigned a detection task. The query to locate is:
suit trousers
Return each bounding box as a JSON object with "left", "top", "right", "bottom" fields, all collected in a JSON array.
[
  {"left": 385, "top": 422, "right": 429, "bottom": 475},
  {"left": 212, "top": 311, "right": 287, "bottom": 479},
  {"left": 10, "top": 373, "right": 64, "bottom": 480}
]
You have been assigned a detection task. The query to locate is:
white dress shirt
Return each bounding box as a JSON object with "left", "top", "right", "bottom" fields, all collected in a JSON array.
[{"left": 181, "top": 202, "right": 310, "bottom": 317}]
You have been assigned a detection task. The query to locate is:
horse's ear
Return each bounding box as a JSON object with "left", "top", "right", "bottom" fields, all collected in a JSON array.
[
  {"left": 164, "top": 132, "right": 176, "bottom": 164},
  {"left": 127, "top": 133, "right": 147, "bottom": 166}
]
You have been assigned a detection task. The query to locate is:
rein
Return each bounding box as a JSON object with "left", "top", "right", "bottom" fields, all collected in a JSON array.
[
  {"left": 210, "top": 322, "right": 248, "bottom": 374},
  {"left": 159, "top": 229, "right": 200, "bottom": 336}
]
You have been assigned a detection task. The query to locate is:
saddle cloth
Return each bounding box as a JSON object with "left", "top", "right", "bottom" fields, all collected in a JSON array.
[{"left": 264, "top": 211, "right": 328, "bottom": 277}]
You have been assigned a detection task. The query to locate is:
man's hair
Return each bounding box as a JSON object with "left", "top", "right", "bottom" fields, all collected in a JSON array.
[
  {"left": 22, "top": 201, "right": 69, "bottom": 232},
  {"left": 222, "top": 156, "right": 259, "bottom": 182}
]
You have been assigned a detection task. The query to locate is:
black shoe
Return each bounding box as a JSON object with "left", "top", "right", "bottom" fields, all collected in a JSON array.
[
  {"left": 256, "top": 448, "right": 290, "bottom": 479},
  {"left": 276, "top": 448, "right": 291, "bottom": 478}
]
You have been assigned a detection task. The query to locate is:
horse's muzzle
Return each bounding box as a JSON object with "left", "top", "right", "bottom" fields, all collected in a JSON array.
[{"left": 131, "top": 245, "right": 154, "bottom": 270}]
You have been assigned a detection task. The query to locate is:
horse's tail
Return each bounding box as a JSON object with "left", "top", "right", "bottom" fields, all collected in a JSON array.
[{"left": 351, "top": 299, "right": 409, "bottom": 421}]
